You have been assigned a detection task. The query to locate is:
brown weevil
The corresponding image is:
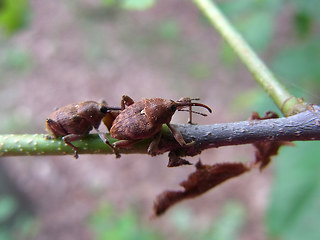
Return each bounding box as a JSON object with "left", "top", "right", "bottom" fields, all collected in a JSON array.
[
  {"left": 46, "top": 101, "right": 121, "bottom": 158},
  {"left": 109, "top": 95, "right": 212, "bottom": 155}
]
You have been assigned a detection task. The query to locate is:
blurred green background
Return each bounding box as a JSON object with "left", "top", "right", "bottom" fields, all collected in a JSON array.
[{"left": 0, "top": 0, "right": 320, "bottom": 239}]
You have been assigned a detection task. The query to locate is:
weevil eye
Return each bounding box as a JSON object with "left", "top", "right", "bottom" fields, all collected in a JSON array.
[
  {"left": 100, "top": 105, "right": 109, "bottom": 113},
  {"left": 170, "top": 105, "right": 177, "bottom": 112}
]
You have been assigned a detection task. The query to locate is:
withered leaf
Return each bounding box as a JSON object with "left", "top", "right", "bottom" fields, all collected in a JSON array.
[
  {"left": 153, "top": 161, "right": 249, "bottom": 216},
  {"left": 250, "top": 111, "right": 279, "bottom": 121},
  {"left": 253, "top": 141, "right": 293, "bottom": 170},
  {"left": 167, "top": 151, "right": 192, "bottom": 167},
  {"left": 250, "top": 111, "right": 292, "bottom": 170}
]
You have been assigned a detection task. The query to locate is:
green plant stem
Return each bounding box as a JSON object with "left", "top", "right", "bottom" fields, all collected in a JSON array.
[
  {"left": 192, "top": 0, "right": 307, "bottom": 116},
  {"left": 0, "top": 134, "right": 148, "bottom": 157}
]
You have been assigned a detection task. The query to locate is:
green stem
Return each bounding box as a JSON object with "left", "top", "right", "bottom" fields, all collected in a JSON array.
[
  {"left": 0, "top": 134, "right": 148, "bottom": 157},
  {"left": 192, "top": 0, "right": 307, "bottom": 116}
]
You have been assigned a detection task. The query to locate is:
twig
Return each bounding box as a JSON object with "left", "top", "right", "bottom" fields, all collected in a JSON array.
[
  {"left": 192, "top": 0, "right": 307, "bottom": 116},
  {"left": 161, "top": 105, "right": 320, "bottom": 157},
  {"left": 1, "top": 105, "right": 319, "bottom": 158}
]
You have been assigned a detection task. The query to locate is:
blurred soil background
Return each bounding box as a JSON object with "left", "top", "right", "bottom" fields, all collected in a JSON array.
[{"left": 0, "top": 0, "right": 320, "bottom": 240}]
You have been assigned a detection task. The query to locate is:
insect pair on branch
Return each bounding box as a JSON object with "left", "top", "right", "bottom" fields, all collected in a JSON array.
[{"left": 45, "top": 95, "right": 212, "bottom": 159}]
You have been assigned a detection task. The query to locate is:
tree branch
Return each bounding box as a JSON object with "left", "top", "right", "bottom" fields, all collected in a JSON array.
[
  {"left": 1, "top": 105, "right": 319, "bottom": 158},
  {"left": 161, "top": 105, "right": 320, "bottom": 157}
]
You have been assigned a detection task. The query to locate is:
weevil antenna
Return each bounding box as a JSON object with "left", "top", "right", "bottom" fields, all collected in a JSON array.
[
  {"left": 176, "top": 102, "right": 212, "bottom": 113},
  {"left": 177, "top": 109, "right": 208, "bottom": 117}
]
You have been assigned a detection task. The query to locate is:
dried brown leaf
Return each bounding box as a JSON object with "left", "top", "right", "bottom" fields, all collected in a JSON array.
[
  {"left": 153, "top": 161, "right": 249, "bottom": 216},
  {"left": 253, "top": 141, "right": 291, "bottom": 170},
  {"left": 249, "top": 111, "right": 279, "bottom": 121},
  {"left": 250, "top": 111, "right": 292, "bottom": 170},
  {"left": 167, "top": 151, "right": 192, "bottom": 167}
]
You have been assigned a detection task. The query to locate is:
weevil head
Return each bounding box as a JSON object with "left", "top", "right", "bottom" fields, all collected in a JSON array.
[
  {"left": 144, "top": 98, "right": 212, "bottom": 125},
  {"left": 99, "top": 104, "right": 121, "bottom": 114},
  {"left": 76, "top": 101, "right": 121, "bottom": 129},
  {"left": 100, "top": 104, "right": 121, "bottom": 131}
]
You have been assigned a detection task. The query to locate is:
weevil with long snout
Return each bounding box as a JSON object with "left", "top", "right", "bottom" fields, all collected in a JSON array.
[
  {"left": 46, "top": 101, "right": 121, "bottom": 158},
  {"left": 109, "top": 95, "right": 212, "bottom": 155}
]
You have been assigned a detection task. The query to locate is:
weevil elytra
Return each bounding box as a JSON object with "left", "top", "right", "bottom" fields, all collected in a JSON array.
[
  {"left": 109, "top": 95, "right": 212, "bottom": 155},
  {"left": 46, "top": 101, "right": 121, "bottom": 158}
]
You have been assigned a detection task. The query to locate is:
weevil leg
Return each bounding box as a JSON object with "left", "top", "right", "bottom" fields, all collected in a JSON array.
[
  {"left": 95, "top": 128, "right": 121, "bottom": 158},
  {"left": 45, "top": 135, "right": 55, "bottom": 140},
  {"left": 176, "top": 97, "right": 194, "bottom": 124},
  {"left": 46, "top": 118, "right": 68, "bottom": 138},
  {"left": 113, "top": 139, "right": 140, "bottom": 149},
  {"left": 167, "top": 123, "right": 194, "bottom": 147},
  {"left": 168, "top": 151, "right": 192, "bottom": 167},
  {"left": 187, "top": 105, "right": 193, "bottom": 124},
  {"left": 62, "top": 134, "right": 86, "bottom": 159},
  {"left": 121, "top": 95, "right": 135, "bottom": 109},
  {"left": 147, "top": 131, "right": 162, "bottom": 156}
]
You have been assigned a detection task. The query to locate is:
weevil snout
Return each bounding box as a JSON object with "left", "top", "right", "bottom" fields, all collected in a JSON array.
[
  {"left": 99, "top": 105, "right": 122, "bottom": 113},
  {"left": 175, "top": 101, "right": 212, "bottom": 114},
  {"left": 100, "top": 105, "right": 109, "bottom": 113}
]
